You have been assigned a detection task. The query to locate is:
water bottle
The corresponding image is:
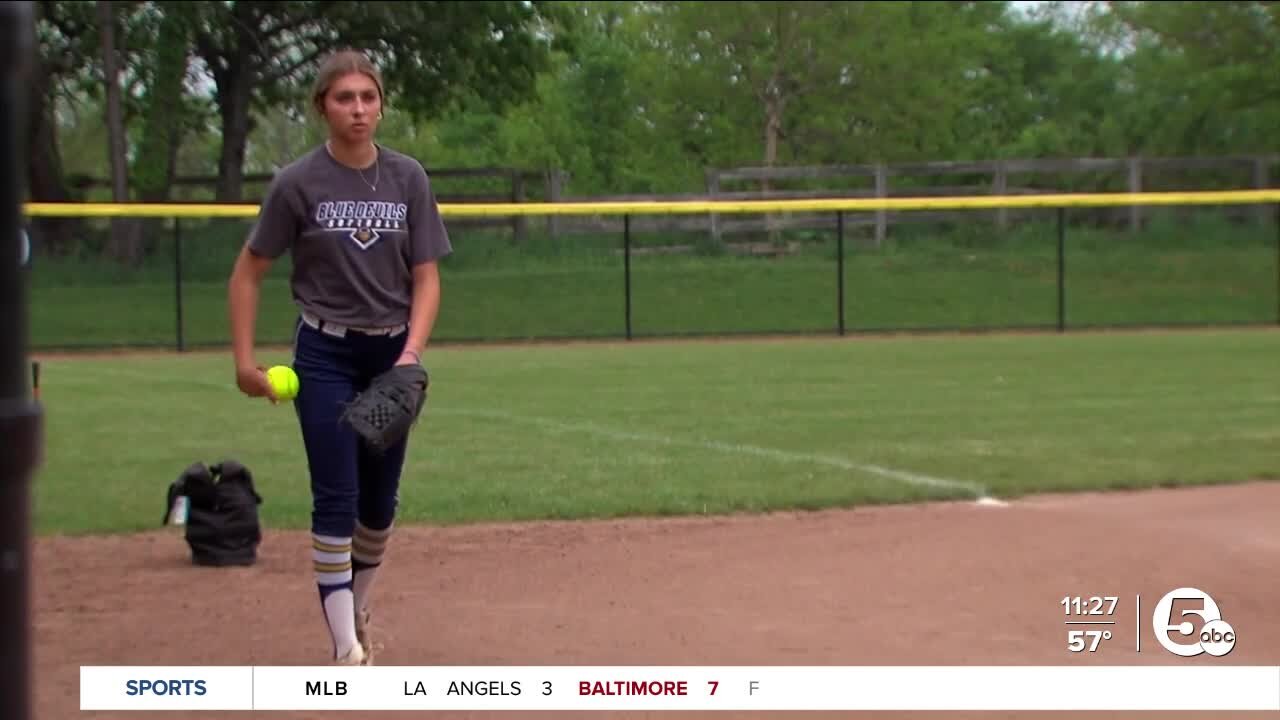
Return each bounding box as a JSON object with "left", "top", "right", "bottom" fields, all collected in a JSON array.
[{"left": 168, "top": 495, "right": 189, "bottom": 526}]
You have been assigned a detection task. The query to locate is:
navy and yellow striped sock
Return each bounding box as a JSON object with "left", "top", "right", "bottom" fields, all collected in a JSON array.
[
  {"left": 352, "top": 521, "right": 394, "bottom": 616},
  {"left": 313, "top": 533, "right": 358, "bottom": 660}
]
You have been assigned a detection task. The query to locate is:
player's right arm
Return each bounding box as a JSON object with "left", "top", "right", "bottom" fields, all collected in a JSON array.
[
  {"left": 228, "top": 247, "right": 277, "bottom": 400},
  {"left": 228, "top": 169, "right": 297, "bottom": 400}
]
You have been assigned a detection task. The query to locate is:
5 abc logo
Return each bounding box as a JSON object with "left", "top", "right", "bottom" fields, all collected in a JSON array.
[{"left": 1151, "top": 587, "right": 1236, "bottom": 657}]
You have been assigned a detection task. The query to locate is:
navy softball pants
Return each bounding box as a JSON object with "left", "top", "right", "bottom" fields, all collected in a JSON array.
[{"left": 292, "top": 318, "right": 408, "bottom": 539}]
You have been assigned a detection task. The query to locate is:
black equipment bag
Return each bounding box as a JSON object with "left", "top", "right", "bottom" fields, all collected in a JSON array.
[{"left": 164, "top": 460, "right": 263, "bottom": 566}]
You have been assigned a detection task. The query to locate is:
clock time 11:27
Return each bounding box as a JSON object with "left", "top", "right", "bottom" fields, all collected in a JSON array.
[{"left": 1061, "top": 596, "right": 1118, "bottom": 616}]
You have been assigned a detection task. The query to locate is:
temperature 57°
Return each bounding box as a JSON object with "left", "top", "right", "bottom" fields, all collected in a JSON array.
[{"left": 1068, "top": 629, "right": 1112, "bottom": 653}]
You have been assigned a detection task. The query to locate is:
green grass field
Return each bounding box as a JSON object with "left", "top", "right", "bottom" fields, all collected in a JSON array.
[{"left": 30, "top": 328, "right": 1280, "bottom": 537}]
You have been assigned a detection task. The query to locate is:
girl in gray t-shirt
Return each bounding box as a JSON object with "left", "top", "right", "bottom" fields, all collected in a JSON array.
[{"left": 227, "top": 49, "right": 452, "bottom": 667}]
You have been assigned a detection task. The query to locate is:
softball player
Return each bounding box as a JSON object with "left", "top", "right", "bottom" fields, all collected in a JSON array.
[{"left": 227, "top": 49, "right": 452, "bottom": 666}]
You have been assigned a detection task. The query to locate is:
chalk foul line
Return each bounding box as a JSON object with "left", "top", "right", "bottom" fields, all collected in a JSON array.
[{"left": 438, "top": 408, "right": 1004, "bottom": 507}]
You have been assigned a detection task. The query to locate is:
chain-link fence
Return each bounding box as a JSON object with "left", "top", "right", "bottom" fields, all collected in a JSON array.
[{"left": 22, "top": 194, "right": 1280, "bottom": 351}]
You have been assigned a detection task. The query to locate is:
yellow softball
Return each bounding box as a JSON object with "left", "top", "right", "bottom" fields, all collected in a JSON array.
[{"left": 266, "top": 365, "right": 299, "bottom": 401}]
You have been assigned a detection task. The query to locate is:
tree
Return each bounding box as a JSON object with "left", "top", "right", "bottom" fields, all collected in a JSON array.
[
  {"left": 27, "top": 0, "right": 96, "bottom": 255},
  {"left": 1100, "top": 1, "right": 1280, "bottom": 155},
  {"left": 130, "top": 1, "right": 201, "bottom": 204},
  {"left": 96, "top": 0, "right": 139, "bottom": 264},
  {"left": 653, "top": 1, "right": 859, "bottom": 173},
  {"left": 188, "top": 0, "right": 569, "bottom": 201}
]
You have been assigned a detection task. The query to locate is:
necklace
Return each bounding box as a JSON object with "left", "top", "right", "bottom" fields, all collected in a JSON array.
[
  {"left": 358, "top": 153, "right": 380, "bottom": 192},
  {"left": 327, "top": 141, "right": 380, "bottom": 192}
]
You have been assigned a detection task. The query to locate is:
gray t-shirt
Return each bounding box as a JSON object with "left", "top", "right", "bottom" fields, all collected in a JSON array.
[{"left": 246, "top": 144, "right": 453, "bottom": 327}]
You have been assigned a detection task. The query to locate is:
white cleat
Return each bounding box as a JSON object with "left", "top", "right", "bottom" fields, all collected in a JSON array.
[
  {"left": 333, "top": 641, "right": 368, "bottom": 666},
  {"left": 355, "top": 609, "right": 378, "bottom": 665}
]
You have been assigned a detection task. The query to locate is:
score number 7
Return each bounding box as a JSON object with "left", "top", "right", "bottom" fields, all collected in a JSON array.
[{"left": 708, "top": 681, "right": 718, "bottom": 695}]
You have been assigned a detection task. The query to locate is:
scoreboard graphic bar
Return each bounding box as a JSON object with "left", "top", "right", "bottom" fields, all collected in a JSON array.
[{"left": 81, "top": 665, "right": 1280, "bottom": 712}]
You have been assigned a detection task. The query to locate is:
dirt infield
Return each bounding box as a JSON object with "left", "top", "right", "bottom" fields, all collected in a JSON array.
[{"left": 34, "top": 480, "right": 1280, "bottom": 720}]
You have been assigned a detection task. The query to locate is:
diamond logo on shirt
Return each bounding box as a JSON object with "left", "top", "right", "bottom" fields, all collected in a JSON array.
[{"left": 349, "top": 226, "right": 382, "bottom": 250}]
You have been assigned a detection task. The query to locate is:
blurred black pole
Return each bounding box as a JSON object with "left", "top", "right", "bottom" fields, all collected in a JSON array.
[
  {"left": 174, "top": 219, "right": 185, "bottom": 352},
  {"left": 1057, "top": 207, "right": 1066, "bottom": 333},
  {"left": 836, "top": 210, "right": 845, "bottom": 336},
  {"left": 0, "top": 4, "right": 39, "bottom": 720},
  {"left": 623, "top": 214, "right": 632, "bottom": 341}
]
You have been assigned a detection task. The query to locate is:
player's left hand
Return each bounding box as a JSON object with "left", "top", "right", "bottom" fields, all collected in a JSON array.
[
  {"left": 394, "top": 351, "right": 420, "bottom": 367},
  {"left": 340, "top": 363, "right": 429, "bottom": 453}
]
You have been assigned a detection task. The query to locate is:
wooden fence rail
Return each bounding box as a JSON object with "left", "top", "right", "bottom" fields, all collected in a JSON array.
[
  {"left": 68, "top": 166, "right": 569, "bottom": 243},
  {"left": 702, "top": 154, "right": 1280, "bottom": 246},
  {"left": 62, "top": 154, "right": 1280, "bottom": 248}
]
